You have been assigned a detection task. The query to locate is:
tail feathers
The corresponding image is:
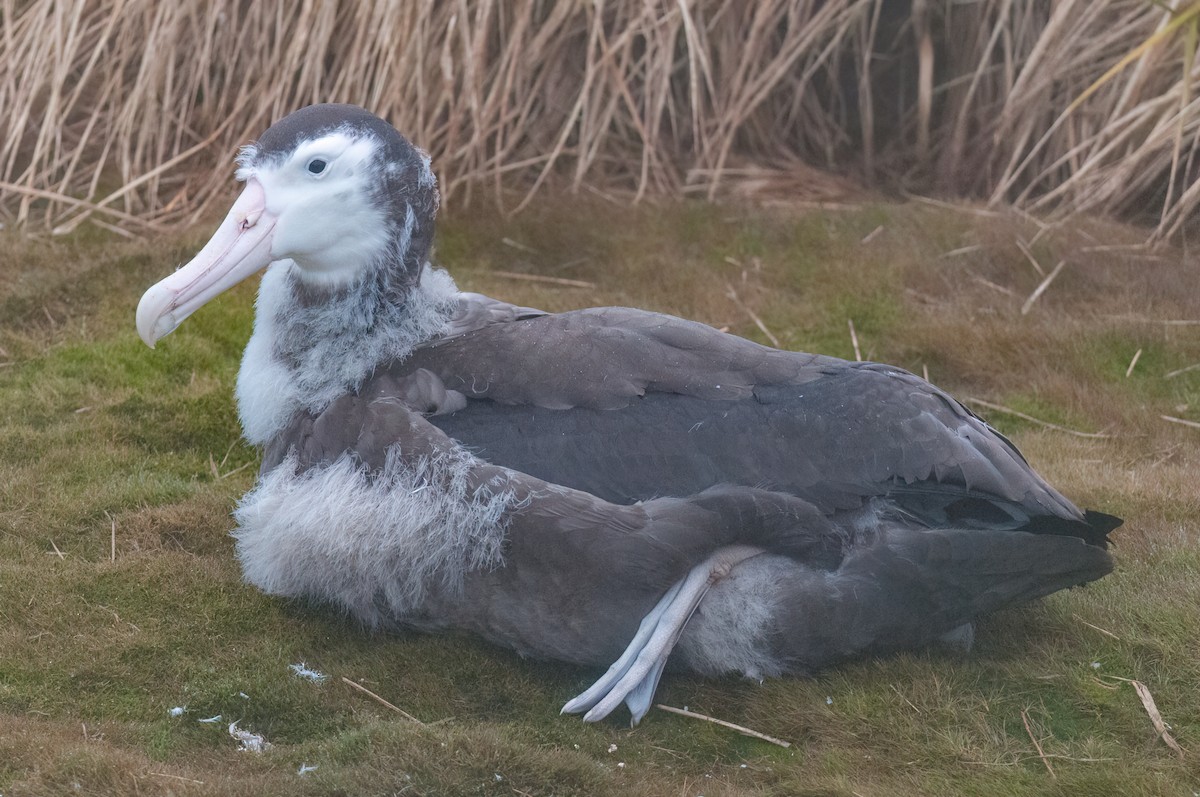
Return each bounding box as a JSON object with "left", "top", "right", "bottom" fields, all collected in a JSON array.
[
  {"left": 887, "top": 527, "right": 1114, "bottom": 615},
  {"left": 1025, "top": 509, "right": 1123, "bottom": 548},
  {"left": 771, "top": 526, "right": 1113, "bottom": 671},
  {"left": 1084, "top": 509, "right": 1123, "bottom": 545}
]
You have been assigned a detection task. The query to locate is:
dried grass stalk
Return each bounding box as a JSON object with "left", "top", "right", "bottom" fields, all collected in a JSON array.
[
  {"left": 2, "top": 1, "right": 1198, "bottom": 237},
  {"left": 1129, "top": 680, "right": 1185, "bottom": 759}
]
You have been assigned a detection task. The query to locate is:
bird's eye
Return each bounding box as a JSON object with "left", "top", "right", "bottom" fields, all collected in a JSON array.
[{"left": 306, "top": 158, "right": 328, "bottom": 175}]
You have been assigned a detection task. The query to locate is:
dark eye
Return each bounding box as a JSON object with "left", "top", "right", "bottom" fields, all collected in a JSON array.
[{"left": 306, "top": 158, "right": 328, "bottom": 175}]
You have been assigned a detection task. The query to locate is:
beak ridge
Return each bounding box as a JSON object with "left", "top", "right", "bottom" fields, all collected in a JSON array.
[{"left": 136, "top": 179, "right": 275, "bottom": 348}]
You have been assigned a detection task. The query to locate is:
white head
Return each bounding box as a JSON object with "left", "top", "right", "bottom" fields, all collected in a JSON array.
[
  {"left": 237, "top": 131, "right": 389, "bottom": 281},
  {"left": 137, "top": 104, "right": 439, "bottom": 347}
]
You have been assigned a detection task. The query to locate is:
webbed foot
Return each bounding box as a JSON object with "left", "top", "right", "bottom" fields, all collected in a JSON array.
[{"left": 562, "top": 545, "right": 763, "bottom": 724}]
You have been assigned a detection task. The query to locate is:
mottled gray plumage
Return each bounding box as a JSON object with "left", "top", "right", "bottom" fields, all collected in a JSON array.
[
  {"left": 138, "top": 104, "right": 1119, "bottom": 725},
  {"left": 256, "top": 369, "right": 851, "bottom": 665},
  {"left": 254, "top": 366, "right": 1112, "bottom": 678}
]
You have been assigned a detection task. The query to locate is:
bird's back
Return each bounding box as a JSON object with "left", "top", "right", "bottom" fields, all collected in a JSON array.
[{"left": 390, "top": 305, "right": 1114, "bottom": 545}]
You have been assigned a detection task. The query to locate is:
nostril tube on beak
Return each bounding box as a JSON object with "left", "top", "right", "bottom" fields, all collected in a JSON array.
[{"left": 240, "top": 207, "right": 264, "bottom": 228}]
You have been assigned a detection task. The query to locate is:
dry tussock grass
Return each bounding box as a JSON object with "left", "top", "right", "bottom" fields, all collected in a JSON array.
[{"left": 2, "top": 0, "right": 1198, "bottom": 237}]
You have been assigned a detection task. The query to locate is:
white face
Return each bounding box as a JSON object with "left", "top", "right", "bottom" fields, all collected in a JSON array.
[
  {"left": 238, "top": 131, "right": 391, "bottom": 285},
  {"left": 136, "top": 129, "right": 401, "bottom": 347}
]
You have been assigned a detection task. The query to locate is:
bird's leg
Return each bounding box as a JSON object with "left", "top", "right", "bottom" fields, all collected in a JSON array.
[{"left": 562, "top": 544, "right": 764, "bottom": 725}]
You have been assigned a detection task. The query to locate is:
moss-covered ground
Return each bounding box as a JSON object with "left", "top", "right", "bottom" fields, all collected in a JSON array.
[{"left": 1, "top": 198, "right": 1198, "bottom": 795}]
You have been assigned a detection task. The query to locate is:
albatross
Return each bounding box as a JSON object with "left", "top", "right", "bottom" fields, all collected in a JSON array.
[{"left": 136, "top": 103, "right": 1118, "bottom": 724}]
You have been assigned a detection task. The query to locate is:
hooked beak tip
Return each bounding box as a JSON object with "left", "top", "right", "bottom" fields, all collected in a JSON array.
[{"left": 136, "top": 283, "right": 178, "bottom": 349}]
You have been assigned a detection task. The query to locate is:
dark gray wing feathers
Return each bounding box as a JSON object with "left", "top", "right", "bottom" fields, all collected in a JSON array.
[
  {"left": 396, "top": 308, "right": 1082, "bottom": 527},
  {"left": 406, "top": 307, "right": 832, "bottom": 409}
]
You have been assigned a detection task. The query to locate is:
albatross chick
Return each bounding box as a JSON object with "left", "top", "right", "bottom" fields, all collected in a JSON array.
[{"left": 136, "top": 104, "right": 1118, "bottom": 724}]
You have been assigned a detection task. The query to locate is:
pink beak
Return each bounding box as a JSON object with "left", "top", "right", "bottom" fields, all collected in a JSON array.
[{"left": 136, "top": 179, "right": 277, "bottom": 348}]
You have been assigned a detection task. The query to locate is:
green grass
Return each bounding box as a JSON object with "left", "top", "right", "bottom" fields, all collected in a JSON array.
[{"left": 2, "top": 199, "right": 1199, "bottom": 795}]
